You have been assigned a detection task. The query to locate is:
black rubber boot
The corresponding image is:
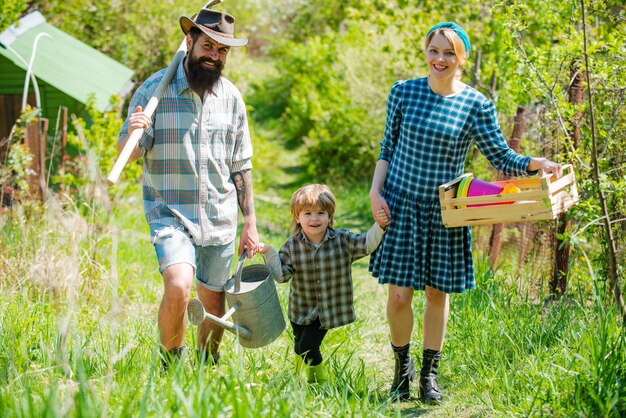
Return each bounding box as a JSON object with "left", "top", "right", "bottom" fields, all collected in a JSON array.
[
  {"left": 389, "top": 343, "right": 416, "bottom": 401},
  {"left": 161, "top": 346, "right": 188, "bottom": 371},
  {"left": 196, "top": 349, "right": 220, "bottom": 366},
  {"left": 419, "top": 349, "right": 444, "bottom": 403}
]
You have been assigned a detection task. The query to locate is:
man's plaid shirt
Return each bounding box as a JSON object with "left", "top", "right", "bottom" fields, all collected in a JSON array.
[{"left": 119, "top": 59, "right": 253, "bottom": 246}]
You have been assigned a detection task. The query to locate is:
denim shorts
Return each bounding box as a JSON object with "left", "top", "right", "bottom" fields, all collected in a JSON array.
[{"left": 150, "top": 223, "right": 235, "bottom": 292}]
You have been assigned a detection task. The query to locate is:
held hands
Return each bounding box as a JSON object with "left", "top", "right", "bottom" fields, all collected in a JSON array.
[
  {"left": 376, "top": 209, "right": 390, "bottom": 228},
  {"left": 528, "top": 157, "right": 563, "bottom": 179},
  {"left": 128, "top": 106, "right": 152, "bottom": 135},
  {"left": 257, "top": 242, "right": 270, "bottom": 254},
  {"left": 239, "top": 222, "right": 260, "bottom": 258},
  {"left": 256, "top": 243, "right": 282, "bottom": 282},
  {"left": 370, "top": 190, "right": 391, "bottom": 228}
]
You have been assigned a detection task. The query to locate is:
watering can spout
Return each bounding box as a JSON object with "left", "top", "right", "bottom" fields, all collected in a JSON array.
[
  {"left": 187, "top": 298, "right": 252, "bottom": 340},
  {"left": 187, "top": 298, "right": 206, "bottom": 326}
]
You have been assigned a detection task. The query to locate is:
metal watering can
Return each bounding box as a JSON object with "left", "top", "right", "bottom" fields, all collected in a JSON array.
[{"left": 187, "top": 250, "right": 286, "bottom": 348}]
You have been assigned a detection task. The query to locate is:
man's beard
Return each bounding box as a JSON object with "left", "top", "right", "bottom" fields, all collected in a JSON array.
[{"left": 186, "top": 53, "right": 223, "bottom": 94}]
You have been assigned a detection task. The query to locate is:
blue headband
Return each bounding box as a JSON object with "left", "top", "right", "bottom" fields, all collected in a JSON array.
[{"left": 427, "top": 22, "right": 471, "bottom": 55}]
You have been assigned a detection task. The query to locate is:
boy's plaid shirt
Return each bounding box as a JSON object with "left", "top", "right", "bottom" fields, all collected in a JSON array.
[{"left": 277, "top": 227, "right": 370, "bottom": 330}]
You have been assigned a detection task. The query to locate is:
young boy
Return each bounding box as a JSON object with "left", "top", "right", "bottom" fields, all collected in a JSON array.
[{"left": 259, "top": 184, "right": 388, "bottom": 383}]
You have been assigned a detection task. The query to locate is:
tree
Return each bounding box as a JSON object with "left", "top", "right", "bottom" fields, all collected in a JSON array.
[{"left": 0, "top": 0, "right": 29, "bottom": 32}]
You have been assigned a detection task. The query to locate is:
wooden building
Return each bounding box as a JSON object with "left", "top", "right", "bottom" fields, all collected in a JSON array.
[{"left": 0, "top": 11, "right": 134, "bottom": 140}]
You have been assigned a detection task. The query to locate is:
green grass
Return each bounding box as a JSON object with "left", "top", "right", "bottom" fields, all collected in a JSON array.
[
  {"left": 2, "top": 190, "right": 625, "bottom": 417},
  {"left": 1, "top": 136, "right": 625, "bottom": 417}
]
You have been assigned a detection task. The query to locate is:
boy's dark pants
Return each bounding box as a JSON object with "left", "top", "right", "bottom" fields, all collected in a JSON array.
[{"left": 291, "top": 318, "right": 328, "bottom": 366}]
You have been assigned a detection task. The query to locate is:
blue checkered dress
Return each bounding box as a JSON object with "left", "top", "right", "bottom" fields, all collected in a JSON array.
[{"left": 369, "top": 78, "right": 532, "bottom": 293}]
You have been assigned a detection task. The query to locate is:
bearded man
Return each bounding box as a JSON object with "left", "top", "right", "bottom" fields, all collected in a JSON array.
[{"left": 117, "top": 5, "right": 259, "bottom": 369}]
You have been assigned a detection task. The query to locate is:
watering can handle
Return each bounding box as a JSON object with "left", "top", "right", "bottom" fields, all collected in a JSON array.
[{"left": 233, "top": 249, "right": 248, "bottom": 293}]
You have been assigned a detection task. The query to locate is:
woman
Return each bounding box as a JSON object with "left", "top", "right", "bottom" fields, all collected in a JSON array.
[{"left": 369, "top": 22, "right": 561, "bottom": 402}]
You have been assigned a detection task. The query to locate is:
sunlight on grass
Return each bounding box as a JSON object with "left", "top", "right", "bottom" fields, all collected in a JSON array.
[
  {"left": 1, "top": 190, "right": 624, "bottom": 416},
  {"left": 1, "top": 127, "right": 624, "bottom": 417}
]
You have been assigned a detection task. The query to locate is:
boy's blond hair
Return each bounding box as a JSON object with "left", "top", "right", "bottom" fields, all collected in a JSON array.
[{"left": 290, "top": 184, "right": 336, "bottom": 235}]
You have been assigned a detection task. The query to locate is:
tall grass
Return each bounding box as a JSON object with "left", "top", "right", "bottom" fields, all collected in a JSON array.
[
  {"left": 1, "top": 137, "right": 625, "bottom": 417},
  {"left": 1, "top": 188, "right": 624, "bottom": 417}
]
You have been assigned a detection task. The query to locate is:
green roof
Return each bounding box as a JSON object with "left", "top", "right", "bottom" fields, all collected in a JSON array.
[{"left": 0, "top": 11, "right": 134, "bottom": 112}]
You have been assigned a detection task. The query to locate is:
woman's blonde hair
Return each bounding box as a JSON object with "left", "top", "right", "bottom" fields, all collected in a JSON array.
[
  {"left": 289, "top": 184, "right": 336, "bottom": 235},
  {"left": 425, "top": 28, "right": 467, "bottom": 77}
]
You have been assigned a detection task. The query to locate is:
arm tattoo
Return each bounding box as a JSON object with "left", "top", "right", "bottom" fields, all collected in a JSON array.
[{"left": 231, "top": 169, "right": 255, "bottom": 216}]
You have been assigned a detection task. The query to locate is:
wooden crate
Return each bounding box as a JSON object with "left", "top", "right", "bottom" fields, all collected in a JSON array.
[{"left": 438, "top": 164, "right": 579, "bottom": 227}]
